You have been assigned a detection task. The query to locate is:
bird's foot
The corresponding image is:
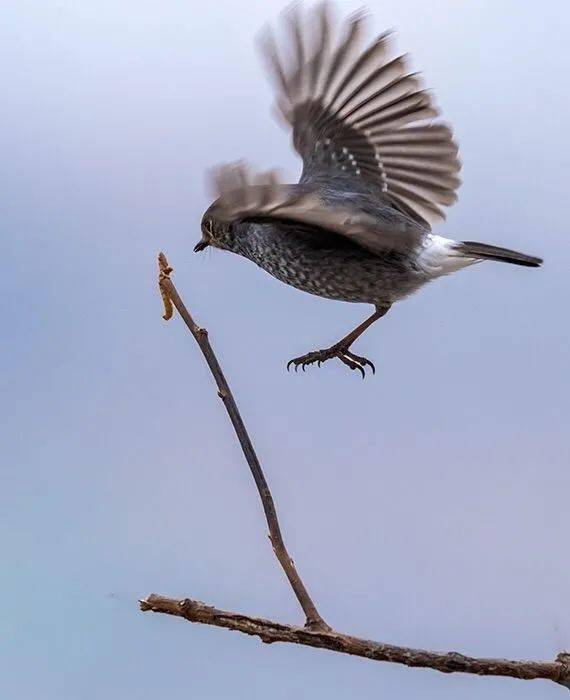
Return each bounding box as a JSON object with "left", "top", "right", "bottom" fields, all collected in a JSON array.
[{"left": 287, "top": 344, "right": 375, "bottom": 378}]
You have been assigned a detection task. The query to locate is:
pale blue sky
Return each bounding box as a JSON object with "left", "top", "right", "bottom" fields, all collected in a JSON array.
[{"left": 2, "top": 1, "right": 569, "bottom": 698}]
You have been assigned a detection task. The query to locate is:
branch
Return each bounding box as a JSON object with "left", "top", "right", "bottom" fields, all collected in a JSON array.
[
  {"left": 140, "top": 595, "right": 570, "bottom": 689},
  {"left": 148, "top": 252, "right": 570, "bottom": 691},
  {"left": 157, "top": 253, "right": 328, "bottom": 631}
]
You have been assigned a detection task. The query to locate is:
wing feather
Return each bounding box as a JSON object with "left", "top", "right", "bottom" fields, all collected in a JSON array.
[
  {"left": 207, "top": 162, "right": 422, "bottom": 254},
  {"left": 258, "top": 3, "right": 461, "bottom": 225}
]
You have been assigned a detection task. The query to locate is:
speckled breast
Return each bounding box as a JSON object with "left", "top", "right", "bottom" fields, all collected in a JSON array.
[{"left": 235, "top": 223, "right": 428, "bottom": 305}]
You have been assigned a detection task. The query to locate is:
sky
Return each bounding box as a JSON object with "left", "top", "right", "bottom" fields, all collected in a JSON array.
[{"left": 1, "top": 1, "right": 569, "bottom": 698}]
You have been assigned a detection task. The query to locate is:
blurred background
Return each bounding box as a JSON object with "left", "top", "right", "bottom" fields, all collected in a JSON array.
[{"left": 2, "top": 1, "right": 569, "bottom": 698}]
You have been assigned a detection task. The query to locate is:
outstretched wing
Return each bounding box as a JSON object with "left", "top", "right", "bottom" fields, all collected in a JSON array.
[
  {"left": 207, "top": 162, "right": 422, "bottom": 254},
  {"left": 258, "top": 3, "right": 461, "bottom": 225}
]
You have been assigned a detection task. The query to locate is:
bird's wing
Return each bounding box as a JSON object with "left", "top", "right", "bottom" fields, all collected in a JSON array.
[
  {"left": 258, "top": 3, "right": 461, "bottom": 226},
  {"left": 207, "top": 162, "right": 422, "bottom": 254}
]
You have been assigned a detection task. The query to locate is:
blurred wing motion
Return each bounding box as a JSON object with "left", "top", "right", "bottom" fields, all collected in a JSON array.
[
  {"left": 208, "top": 162, "right": 422, "bottom": 254},
  {"left": 258, "top": 3, "right": 461, "bottom": 225}
]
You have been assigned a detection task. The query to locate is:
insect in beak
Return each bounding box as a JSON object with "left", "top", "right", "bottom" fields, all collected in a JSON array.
[{"left": 194, "top": 239, "right": 209, "bottom": 253}]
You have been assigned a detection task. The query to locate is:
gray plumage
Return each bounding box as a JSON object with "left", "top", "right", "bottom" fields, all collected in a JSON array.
[{"left": 195, "top": 3, "right": 542, "bottom": 375}]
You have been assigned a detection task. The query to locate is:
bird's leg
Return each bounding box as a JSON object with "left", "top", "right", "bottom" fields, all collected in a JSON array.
[{"left": 287, "top": 305, "right": 391, "bottom": 378}]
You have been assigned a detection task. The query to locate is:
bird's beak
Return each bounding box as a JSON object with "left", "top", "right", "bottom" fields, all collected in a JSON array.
[{"left": 194, "top": 239, "right": 209, "bottom": 253}]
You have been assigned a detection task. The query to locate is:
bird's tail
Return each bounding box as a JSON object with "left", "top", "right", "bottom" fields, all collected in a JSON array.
[{"left": 456, "top": 241, "right": 543, "bottom": 268}]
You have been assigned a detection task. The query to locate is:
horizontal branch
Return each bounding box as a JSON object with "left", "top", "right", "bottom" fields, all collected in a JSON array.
[{"left": 140, "top": 595, "right": 570, "bottom": 690}]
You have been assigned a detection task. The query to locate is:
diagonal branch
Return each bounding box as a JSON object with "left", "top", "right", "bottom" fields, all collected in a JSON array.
[
  {"left": 157, "top": 252, "right": 328, "bottom": 631},
  {"left": 140, "top": 595, "right": 570, "bottom": 689},
  {"left": 147, "top": 252, "right": 570, "bottom": 691}
]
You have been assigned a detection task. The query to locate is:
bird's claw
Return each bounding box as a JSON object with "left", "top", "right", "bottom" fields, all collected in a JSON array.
[{"left": 287, "top": 346, "right": 375, "bottom": 378}]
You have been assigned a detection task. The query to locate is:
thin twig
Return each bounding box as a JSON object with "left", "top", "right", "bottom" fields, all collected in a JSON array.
[
  {"left": 140, "top": 595, "right": 570, "bottom": 689},
  {"left": 157, "top": 252, "right": 328, "bottom": 631},
  {"left": 149, "top": 252, "right": 570, "bottom": 690}
]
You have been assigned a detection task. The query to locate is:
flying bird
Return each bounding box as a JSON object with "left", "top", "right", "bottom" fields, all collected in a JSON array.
[{"left": 194, "top": 4, "right": 542, "bottom": 377}]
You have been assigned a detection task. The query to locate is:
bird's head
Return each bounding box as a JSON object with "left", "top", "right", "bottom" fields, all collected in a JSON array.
[{"left": 194, "top": 207, "right": 236, "bottom": 253}]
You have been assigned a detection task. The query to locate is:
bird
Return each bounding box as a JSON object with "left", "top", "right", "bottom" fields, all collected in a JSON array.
[{"left": 194, "top": 3, "right": 542, "bottom": 377}]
